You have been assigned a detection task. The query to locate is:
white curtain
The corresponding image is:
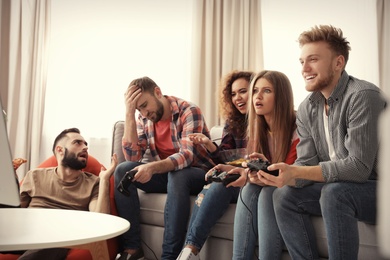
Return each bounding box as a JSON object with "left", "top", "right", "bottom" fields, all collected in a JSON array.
[
  {"left": 377, "top": 0, "right": 390, "bottom": 96},
  {"left": 0, "top": 1, "right": 11, "bottom": 106},
  {"left": 377, "top": 0, "right": 390, "bottom": 256},
  {"left": 1, "top": 0, "right": 50, "bottom": 178},
  {"left": 190, "top": 0, "right": 263, "bottom": 128}
]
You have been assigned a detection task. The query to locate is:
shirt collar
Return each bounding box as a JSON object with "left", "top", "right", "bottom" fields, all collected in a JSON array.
[{"left": 309, "top": 70, "right": 349, "bottom": 105}]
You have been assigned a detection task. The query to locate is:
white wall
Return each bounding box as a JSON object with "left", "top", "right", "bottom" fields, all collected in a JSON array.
[
  {"left": 261, "top": 0, "right": 379, "bottom": 109},
  {"left": 40, "top": 0, "right": 193, "bottom": 167},
  {"left": 40, "top": 0, "right": 381, "bottom": 168}
]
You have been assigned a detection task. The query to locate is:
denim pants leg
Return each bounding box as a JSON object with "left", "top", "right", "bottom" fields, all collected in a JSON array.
[
  {"left": 258, "top": 186, "right": 284, "bottom": 260},
  {"left": 233, "top": 183, "right": 263, "bottom": 260},
  {"left": 273, "top": 184, "right": 323, "bottom": 260},
  {"left": 114, "top": 161, "right": 168, "bottom": 251},
  {"left": 162, "top": 167, "right": 207, "bottom": 260},
  {"left": 320, "top": 181, "right": 377, "bottom": 260},
  {"left": 185, "top": 182, "right": 240, "bottom": 251}
]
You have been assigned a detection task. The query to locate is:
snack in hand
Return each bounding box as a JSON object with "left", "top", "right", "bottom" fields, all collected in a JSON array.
[
  {"left": 12, "top": 158, "right": 27, "bottom": 170},
  {"left": 226, "top": 158, "right": 248, "bottom": 167}
]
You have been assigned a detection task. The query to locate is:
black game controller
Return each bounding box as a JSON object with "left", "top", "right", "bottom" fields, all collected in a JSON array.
[
  {"left": 117, "top": 170, "right": 137, "bottom": 196},
  {"left": 207, "top": 169, "right": 241, "bottom": 186},
  {"left": 246, "top": 159, "right": 279, "bottom": 176}
]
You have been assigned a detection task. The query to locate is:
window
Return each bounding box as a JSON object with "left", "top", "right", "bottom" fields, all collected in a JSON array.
[{"left": 42, "top": 0, "right": 192, "bottom": 166}]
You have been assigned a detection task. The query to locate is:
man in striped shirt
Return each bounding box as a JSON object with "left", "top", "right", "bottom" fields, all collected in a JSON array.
[
  {"left": 259, "top": 25, "right": 386, "bottom": 259},
  {"left": 114, "top": 76, "right": 215, "bottom": 260}
]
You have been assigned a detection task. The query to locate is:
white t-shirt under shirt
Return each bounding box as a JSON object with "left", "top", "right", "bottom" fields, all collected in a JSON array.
[{"left": 323, "top": 109, "right": 337, "bottom": 161}]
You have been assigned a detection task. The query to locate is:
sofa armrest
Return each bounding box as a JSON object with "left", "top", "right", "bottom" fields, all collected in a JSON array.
[
  {"left": 210, "top": 125, "right": 224, "bottom": 146},
  {"left": 111, "top": 121, "right": 126, "bottom": 164},
  {"left": 111, "top": 120, "right": 154, "bottom": 164}
]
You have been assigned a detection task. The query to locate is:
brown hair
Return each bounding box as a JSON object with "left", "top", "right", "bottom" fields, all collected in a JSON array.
[
  {"left": 129, "top": 76, "right": 158, "bottom": 94},
  {"left": 52, "top": 128, "right": 80, "bottom": 154},
  {"left": 246, "top": 70, "right": 296, "bottom": 163},
  {"left": 298, "top": 25, "right": 351, "bottom": 67},
  {"left": 219, "top": 70, "right": 253, "bottom": 138}
]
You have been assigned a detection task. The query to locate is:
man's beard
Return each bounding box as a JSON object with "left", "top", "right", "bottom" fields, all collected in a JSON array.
[
  {"left": 149, "top": 98, "right": 164, "bottom": 123},
  {"left": 61, "top": 148, "right": 87, "bottom": 170},
  {"left": 308, "top": 65, "right": 335, "bottom": 92}
]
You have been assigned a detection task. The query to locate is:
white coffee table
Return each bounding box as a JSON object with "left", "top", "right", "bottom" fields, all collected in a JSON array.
[{"left": 0, "top": 208, "right": 130, "bottom": 259}]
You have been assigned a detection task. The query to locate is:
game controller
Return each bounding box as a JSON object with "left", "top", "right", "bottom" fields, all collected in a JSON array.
[
  {"left": 207, "top": 169, "right": 241, "bottom": 186},
  {"left": 246, "top": 158, "right": 279, "bottom": 176},
  {"left": 117, "top": 170, "right": 137, "bottom": 196}
]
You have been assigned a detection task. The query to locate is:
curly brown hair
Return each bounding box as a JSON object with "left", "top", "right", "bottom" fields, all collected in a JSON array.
[{"left": 218, "top": 70, "right": 253, "bottom": 138}]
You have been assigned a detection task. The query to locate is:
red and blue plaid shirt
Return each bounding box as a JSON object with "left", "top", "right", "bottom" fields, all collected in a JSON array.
[{"left": 122, "top": 96, "right": 215, "bottom": 171}]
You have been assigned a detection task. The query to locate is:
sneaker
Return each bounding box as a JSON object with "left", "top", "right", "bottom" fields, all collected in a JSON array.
[
  {"left": 176, "top": 248, "right": 200, "bottom": 260},
  {"left": 116, "top": 248, "right": 144, "bottom": 260}
]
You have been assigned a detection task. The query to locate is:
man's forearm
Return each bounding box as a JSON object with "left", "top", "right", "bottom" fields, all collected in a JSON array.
[
  {"left": 292, "top": 165, "right": 325, "bottom": 182},
  {"left": 93, "top": 179, "right": 111, "bottom": 214},
  {"left": 123, "top": 114, "right": 139, "bottom": 145},
  {"left": 148, "top": 159, "right": 176, "bottom": 174}
]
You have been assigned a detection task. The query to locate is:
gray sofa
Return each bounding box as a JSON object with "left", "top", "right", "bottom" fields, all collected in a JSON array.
[{"left": 111, "top": 121, "right": 385, "bottom": 260}]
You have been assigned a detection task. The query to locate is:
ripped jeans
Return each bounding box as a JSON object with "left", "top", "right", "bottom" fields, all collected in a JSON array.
[{"left": 184, "top": 182, "right": 240, "bottom": 251}]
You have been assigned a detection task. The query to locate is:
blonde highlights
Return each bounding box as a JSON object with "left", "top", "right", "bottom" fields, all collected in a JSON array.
[{"left": 298, "top": 25, "right": 351, "bottom": 66}]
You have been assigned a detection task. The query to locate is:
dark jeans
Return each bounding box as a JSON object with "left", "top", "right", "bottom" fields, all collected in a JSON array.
[
  {"left": 114, "top": 161, "right": 207, "bottom": 260},
  {"left": 18, "top": 248, "right": 69, "bottom": 260}
]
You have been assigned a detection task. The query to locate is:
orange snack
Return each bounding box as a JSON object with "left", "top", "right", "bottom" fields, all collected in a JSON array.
[{"left": 12, "top": 158, "right": 27, "bottom": 170}]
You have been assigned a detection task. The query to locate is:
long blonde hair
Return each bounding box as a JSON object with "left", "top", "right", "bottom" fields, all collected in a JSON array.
[{"left": 246, "top": 70, "right": 296, "bottom": 163}]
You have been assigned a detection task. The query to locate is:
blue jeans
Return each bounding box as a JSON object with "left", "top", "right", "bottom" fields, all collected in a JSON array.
[
  {"left": 114, "top": 161, "right": 207, "bottom": 260},
  {"left": 273, "top": 181, "right": 377, "bottom": 260},
  {"left": 185, "top": 182, "right": 240, "bottom": 251},
  {"left": 233, "top": 184, "right": 284, "bottom": 260}
]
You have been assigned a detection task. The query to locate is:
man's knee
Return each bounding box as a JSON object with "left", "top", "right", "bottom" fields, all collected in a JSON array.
[
  {"left": 320, "top": 183, "right": 352, "bottom": 212},
  {"left": 273, "top": 186, "right": 303, "bottom": 215},
  {"left": 115, "top": 161, "right": 139, "bottom": 182},
  {"left": 273, "top": 186, "right": 291, "bottom": 205},
  {"left": 168, "top": 168, "right": 204, "bottom": 186}
]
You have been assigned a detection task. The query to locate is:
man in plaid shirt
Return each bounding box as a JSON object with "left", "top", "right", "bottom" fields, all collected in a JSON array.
[{"left": 114, "top": 76, "right": 215, "bottom": 260}]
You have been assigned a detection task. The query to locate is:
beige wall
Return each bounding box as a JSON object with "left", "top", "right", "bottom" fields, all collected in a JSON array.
[{"left": 261, "top": 0, "right": 379, "bottom": 109}]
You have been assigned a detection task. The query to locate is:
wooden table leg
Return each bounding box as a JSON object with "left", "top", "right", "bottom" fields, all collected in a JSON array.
[{"left": 69, "top": 240, "right": 109, "bottom": 260}]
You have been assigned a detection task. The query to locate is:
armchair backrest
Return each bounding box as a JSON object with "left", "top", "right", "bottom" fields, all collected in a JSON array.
[{"left": 37, "top": 155, "right": 104, "bottom": 175}]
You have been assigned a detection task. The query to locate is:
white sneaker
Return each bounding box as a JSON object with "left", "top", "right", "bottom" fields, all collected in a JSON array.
[{"left": 176, "top": 248, "right": 200, "bottom": 260}]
